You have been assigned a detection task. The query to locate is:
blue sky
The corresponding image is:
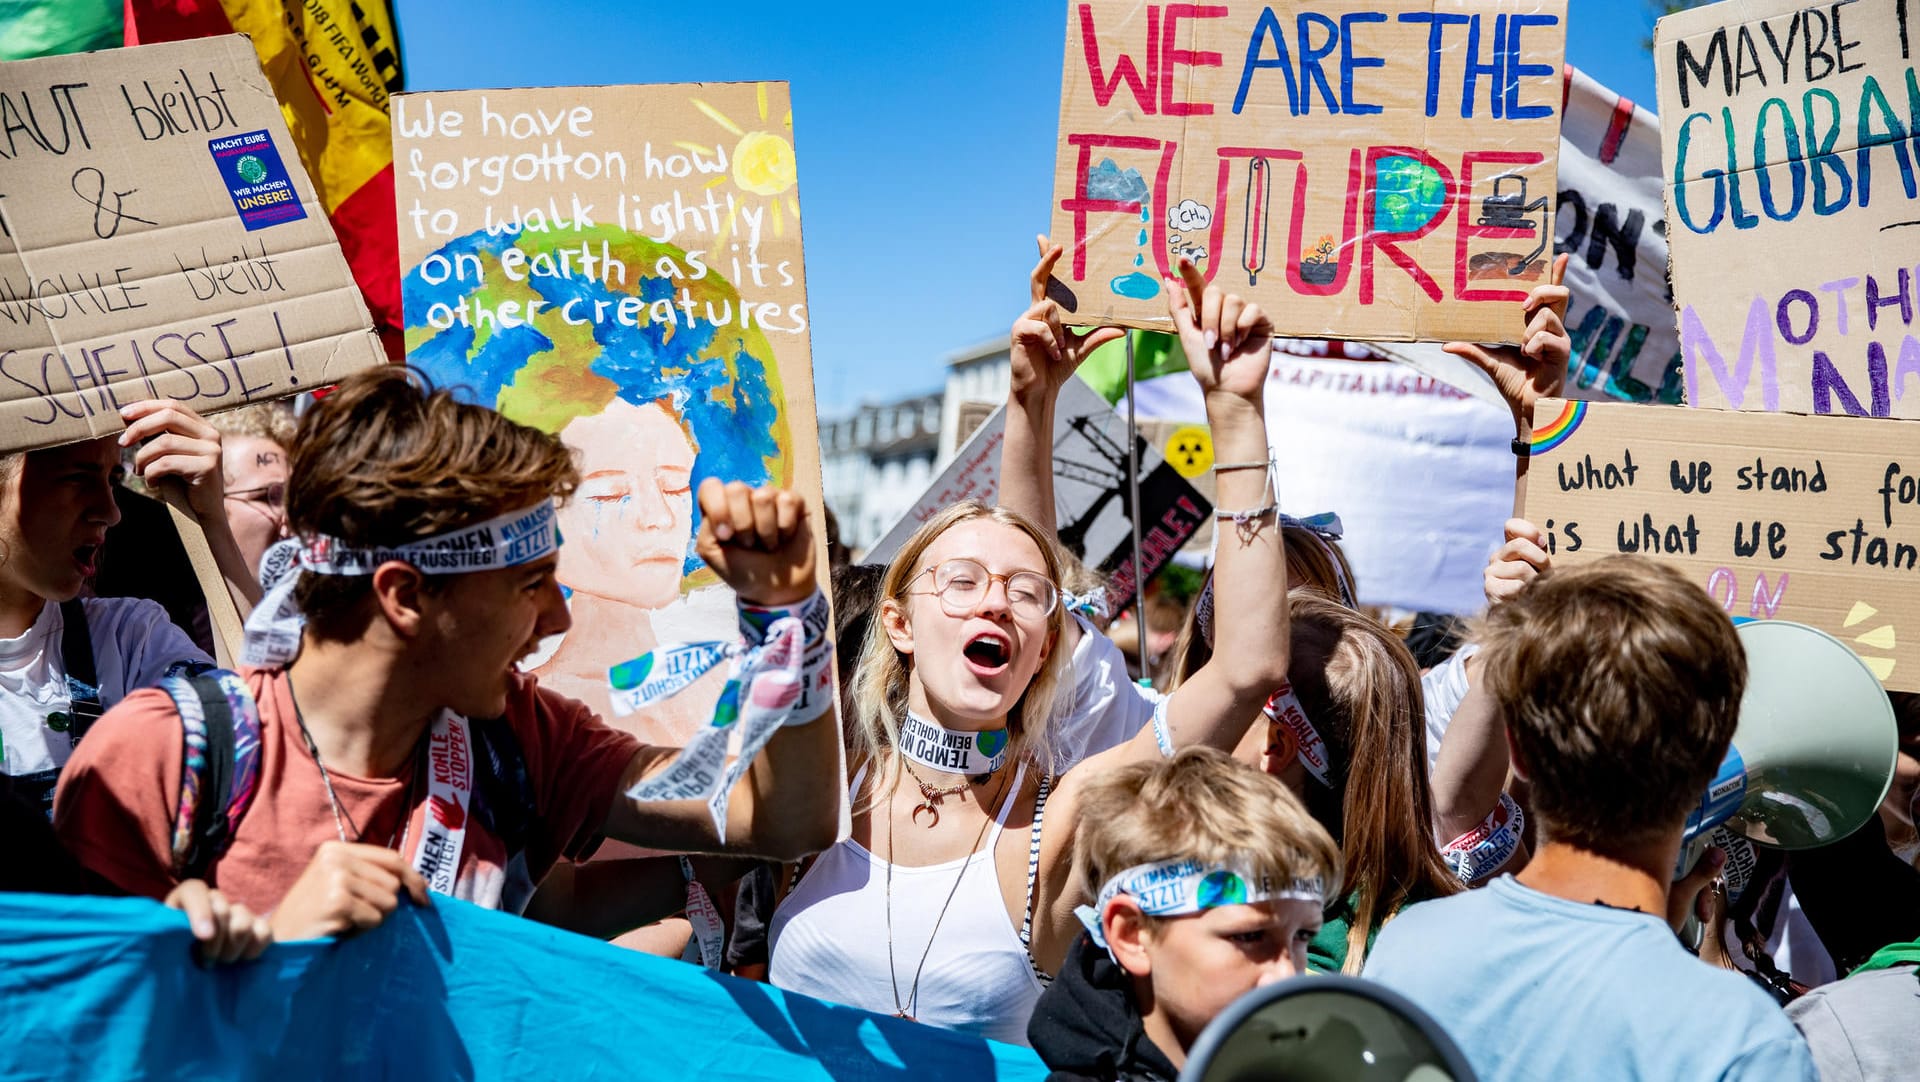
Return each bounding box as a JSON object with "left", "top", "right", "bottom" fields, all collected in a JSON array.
[{"left": 396, "top": 0, "right": 1663, "bottom": 415}]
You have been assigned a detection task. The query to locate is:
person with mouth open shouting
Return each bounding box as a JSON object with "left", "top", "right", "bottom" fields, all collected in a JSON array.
[
  {"left": 0, "top": 399, "right": 270, "bottom": 961},
  {"left": 766, "top": 261, "right": 1294, "bottom": 1045},
  {"left": 0, "top": 400, "right": 259, "bottom": 816},
  {"left": 53, "top": 367, "right": 839, "bottom": 944}
]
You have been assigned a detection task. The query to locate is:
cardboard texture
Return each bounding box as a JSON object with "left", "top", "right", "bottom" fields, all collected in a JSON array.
[
  {"left": 393, "top": 82, "right": 832, "bottom": 771},
  {"left": 1657, "top": 0, "right": 1920, "bottom": 417},
  {"left": 866, "top": 374, "right": 1210, "bottom": 612},
  {"left": 0, "top": 35, "right": 384, "bottom": 453},
  {"left": 1523, "top": 397, "right": 1920, "bottom": 691},
  {"left": 1050, "top": 1, "right": 1567, "bottom": 343}
]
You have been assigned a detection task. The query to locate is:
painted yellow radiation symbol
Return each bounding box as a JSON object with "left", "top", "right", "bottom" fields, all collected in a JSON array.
[{"left": 1165, "top": 425, "right": 1214, "bottom": 478}]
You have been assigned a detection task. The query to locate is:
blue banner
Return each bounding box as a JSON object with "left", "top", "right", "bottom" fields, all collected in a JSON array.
[{"left": 0, "top": 894, "right": 1047, "bottom": 1081}]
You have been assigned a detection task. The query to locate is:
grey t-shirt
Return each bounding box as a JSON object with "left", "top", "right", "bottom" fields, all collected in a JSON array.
[{"left": 1789, "top": 966, "right": 1920, "bottom": 1082}]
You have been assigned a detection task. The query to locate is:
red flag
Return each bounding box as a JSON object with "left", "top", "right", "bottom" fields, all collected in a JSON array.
[{"left": 127, "top": 0, "right": 402, "bottom": 347}]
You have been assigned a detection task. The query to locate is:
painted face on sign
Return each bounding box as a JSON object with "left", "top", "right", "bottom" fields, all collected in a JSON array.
[
  {"left": 0, "top": 438, "right": 122, "bottom": 625},
  {"left": 885, "top": 518, "right": 1057, "bottom": 729},
  {"left": 556, "top": 400, "right": 696, "bottom": 609}
]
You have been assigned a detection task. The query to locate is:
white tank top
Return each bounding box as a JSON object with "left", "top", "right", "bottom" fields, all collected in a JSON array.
[{"left": 768, "top": 760, "right": 1050, "bottom": 1046}]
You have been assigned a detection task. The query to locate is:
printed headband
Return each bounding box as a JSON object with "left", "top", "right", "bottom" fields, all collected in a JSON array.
[
  {"left": 242, "top": 502, "right": 563, "bottom": 666},
  {"left": 1076, "top": 856, "right": 1326, "bottom": 950},
  {"left": 1196, "top": 511, "right": 1352, "bottom": 649},
  {"left": 1264, "top": 682, "right": 1335, "bottom": 788}
]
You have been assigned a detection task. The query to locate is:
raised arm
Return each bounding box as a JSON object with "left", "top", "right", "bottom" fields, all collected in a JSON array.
[
  {"left": 1425, "top": 260, "right": 1571, "bottom": 880},
  {"left": 602, "top": 480, "right": 839, "bottom": 861},
  {"left": 1442, "top": 252, "right": 1572, "bottom": 515},
  {"left": 1032, "top": 261, "right": 1292, "bottom": 969},
  {"left": 1115, "top": 260, "right": 1291, "bottom": 759},
  {"left": 999, "top": 237, "right": 1125, "bottom": 531}
]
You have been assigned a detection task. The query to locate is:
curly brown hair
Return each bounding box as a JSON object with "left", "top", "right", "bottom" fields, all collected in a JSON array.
[{"left": 288, "top": 366, "right": 579, "bottom": 642}]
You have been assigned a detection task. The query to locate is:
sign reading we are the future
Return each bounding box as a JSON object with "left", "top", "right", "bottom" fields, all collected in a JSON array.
[
  {"left": 1658, "top": 0, "right": 1920, "bottom": 417},
  {"left": 1051, "top": 1, "right": 1567, "bottom": 344}
]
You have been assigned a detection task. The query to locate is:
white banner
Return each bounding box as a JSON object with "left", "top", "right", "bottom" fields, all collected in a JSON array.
[
  {"left": 1131, "top": 354, "right": 1512, "bottom": 615},
  {"left": 1267, "top": 359, "right": 1512, "bottom": 614}
]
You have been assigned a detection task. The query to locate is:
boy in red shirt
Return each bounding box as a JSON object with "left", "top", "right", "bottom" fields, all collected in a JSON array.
[{"left": 56, "top": 368, "right": 838, "bottom": 941}]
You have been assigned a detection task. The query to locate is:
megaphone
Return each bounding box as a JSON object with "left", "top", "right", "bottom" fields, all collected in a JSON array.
[
  {"left": 1179, "top": 973, "right": 1477, "bottom": 1082},
  {"left": 1682, "top": 620, "right": 1899, "bottom": 853}
]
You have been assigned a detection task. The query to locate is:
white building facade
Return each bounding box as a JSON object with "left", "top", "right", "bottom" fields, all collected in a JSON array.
[{"left": 820, "top": 392, "right": 943, "bottom": 554}]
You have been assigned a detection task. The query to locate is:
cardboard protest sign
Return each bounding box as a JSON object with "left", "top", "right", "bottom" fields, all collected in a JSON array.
[
  {"left": 1051, "top": 1, "right": 1567, "bottom": 343},
  {"left": 867, "top": 374, "right": 1209, "bottom": 612},
  {"left": 1523, "top": 397, "right": 1920, "bottom": 690},
  {"left": 1556, "top": 66, "right": 1684, "bottom": 405},
  {"left": 0, "top": 35, "right": 385, "bottom": 452},
  {"left": 394, "top": 82, "right": 827, "bottom": 754},
  {"left": 1657, "top": 1, "right": 1920, "bottom": 417}
]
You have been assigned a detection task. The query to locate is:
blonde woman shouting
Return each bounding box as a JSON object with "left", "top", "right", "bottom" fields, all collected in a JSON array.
[{"left": 768, "top": 262, "right": 1294, "bottom": 1044}]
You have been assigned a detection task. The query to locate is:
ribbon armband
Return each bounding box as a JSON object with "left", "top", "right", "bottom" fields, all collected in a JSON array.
[
  {"left": 615, "top": 589, "right": 832, "bottom": 841},
  {"left": 1441, "top": 792, "right": 1526, "bottom": 885},
  {"left": 681, "top": 856, "right": 726, "bottom": 970}
]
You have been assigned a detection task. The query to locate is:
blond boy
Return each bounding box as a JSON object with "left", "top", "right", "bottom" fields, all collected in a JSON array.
[{"left": 1028, "top": 747, "right": 1339, "bottom": 1081}]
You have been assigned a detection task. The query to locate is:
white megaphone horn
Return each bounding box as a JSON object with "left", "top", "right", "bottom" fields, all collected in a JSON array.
[{"left": 1681, "top": 620, "right": 1899, "bottom": 854}]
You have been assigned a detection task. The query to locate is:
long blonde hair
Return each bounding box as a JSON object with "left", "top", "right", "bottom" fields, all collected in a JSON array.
[{"left": 850, "top": 501, "right": 1071, "bottom": 801}]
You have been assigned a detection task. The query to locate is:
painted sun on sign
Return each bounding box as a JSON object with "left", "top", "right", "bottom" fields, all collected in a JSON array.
[
  {"left": 393, "top": 79, "right": 819, "bottom": 746},
  {"left": 691, "top": 84, "right": 800, "bottom": 247}
]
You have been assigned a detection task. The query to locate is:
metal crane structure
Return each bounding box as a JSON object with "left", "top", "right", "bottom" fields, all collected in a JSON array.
[{"left": 1053, "top": 412, "right": 1138, "bottom": 559}]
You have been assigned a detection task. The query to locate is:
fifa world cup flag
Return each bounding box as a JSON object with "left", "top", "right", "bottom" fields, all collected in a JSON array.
[{"left": 126, "top": 0, "right": 403, "bottom": 339}]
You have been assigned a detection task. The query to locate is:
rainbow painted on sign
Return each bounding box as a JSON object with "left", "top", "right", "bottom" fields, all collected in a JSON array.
[{"left": 1530, "top": 400, "right": 1587, "bottom": 454}]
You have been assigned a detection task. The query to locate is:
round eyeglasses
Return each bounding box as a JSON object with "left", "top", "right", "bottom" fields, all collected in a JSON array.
[{"left": 910, "top": 558, "right": 1059, "bottom": 621}]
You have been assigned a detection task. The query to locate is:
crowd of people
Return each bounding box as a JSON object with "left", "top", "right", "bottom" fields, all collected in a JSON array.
[{"left": 4, "top": 239, "right": 1916, "bottom": 1082}]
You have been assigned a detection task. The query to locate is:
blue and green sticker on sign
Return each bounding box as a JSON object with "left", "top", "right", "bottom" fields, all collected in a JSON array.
[{"left": 207, "top": 129, "right": 306, "bottom": 231}]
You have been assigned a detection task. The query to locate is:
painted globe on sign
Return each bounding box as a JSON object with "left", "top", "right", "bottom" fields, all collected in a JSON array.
[
  {"left": 1372, "top": 155, "right": 1447, "bottom": 235},
  {"left": 401, "top": 224, "right": 792, "bottom": 578}
]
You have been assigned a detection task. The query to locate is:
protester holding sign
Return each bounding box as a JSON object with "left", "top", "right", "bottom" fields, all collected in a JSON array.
[
  {"left": 1002, "top": 242, "right": 1436, "bottom": 975},
  {"left": 766, "top": 263, "right": 1293, "bottom": 1045},
  {"left": 1421, "top": 252, "right": 1574, "bottom": 885},
  {"left": 209, "top": 403, "right": 296, "bottom": 580},
  {"left": 0, "top": 401, "right": 263, "bottom": 815},
  {"left": 53, "top": 367, "right": 838, "bottom": 941}
]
